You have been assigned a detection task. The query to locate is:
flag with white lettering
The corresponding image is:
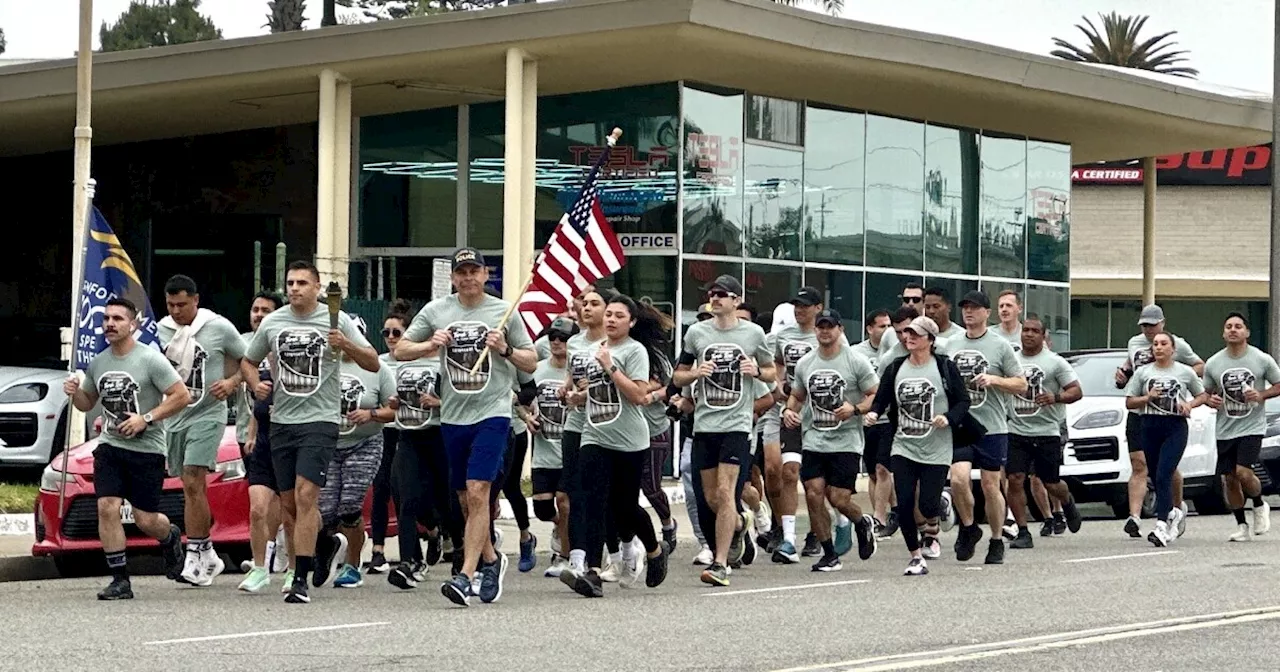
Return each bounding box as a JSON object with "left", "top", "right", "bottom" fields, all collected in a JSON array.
[{"left": 75, "top": 207, "right": 162, "bottom": 371}]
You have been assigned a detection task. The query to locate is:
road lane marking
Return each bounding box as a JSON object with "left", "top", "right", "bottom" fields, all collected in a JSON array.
[
  {"left": 769, "top": 606, "right": 1280, "bottom": 672},
  {"left": 1060, "top": 550, "right": 1180, "bottom": 564},
  {"left": 701, "top": 579, "right": 870, "bottom": 597},
  {"left": 145, "top": 622, "right": 390, "bottom": 645}
]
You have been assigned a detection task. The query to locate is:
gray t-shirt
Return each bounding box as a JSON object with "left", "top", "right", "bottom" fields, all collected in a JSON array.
[
  {"left": 245, "top": 305, "right": 372, "bottom": 426},
  {"left": 83, "top": 345, "right": 183, "bottom": 455},
  {"left": 532, "top": 358, "right": 568, "bottom": 469},
  {"left": 394, "top": 356, "right": 441, "bottom": 430},
  {"left": 158, "top": 313, "right": 245, "bottom": 431},
  {"left": 534, "top": 335, "right": 551, "bottom": 361},
  {"left": 937, "top": 321, "right": 965, "bottom": 340},
  {"left": 643, "top": 352, "right": 673, "bottom": 437},
  {"left": 852, "top": 339, "right": 879, "bottom": 371},
  {"left": 404, "top": 294, "right": 534, "bottom": 426},
  {"left": 565, "top": 331, "right": 605, "bottom": 434},
  {"left": 235, "top": 331, "right": 270, "bottom": 444},
  {"left": 1203, "top": 346, "right": 1280, "bottom": 440},
  {"left": 891, "top": 357, "right": 953, "bottom": 466},
  {"left": 949, "top": 328, "right": 1022, "bottom": 436},
  {"left": 338, "top": 359, "right": 395, "bottom": 448},
  {"left": 793, "top": 345, "right": 878, "bottom": 454},
  {"left": 581, "top": 338, "right": 650, "bottom": 452},
  {"left": 997, "top": 323, "right": 1022, "bottom": 353},
  {"left": 1009, "top": 348, "right": 1079, "bottom": 437},
  {"left": 1125, "top": 333, "right": 1201, "bottom": 416},
  {"left": 1125, "top": 361, "right": 1206, "bottom": 416},
  {"left": 682, "top": 318, "right": 772, "bottom": 434}
]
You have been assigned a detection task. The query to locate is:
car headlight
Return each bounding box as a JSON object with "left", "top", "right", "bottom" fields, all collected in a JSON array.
[
  {"left": 215, "top": 458, "right": 246, "bottom": 481},
  {"left": 40, "top": 463, "right": 72, "bottom": 493},
  {"left": 1073, "top": 410, "right": 1123, "bottom": 430},
  {"left": 0, "top": 383, "right": 48, "bottom": 403}
]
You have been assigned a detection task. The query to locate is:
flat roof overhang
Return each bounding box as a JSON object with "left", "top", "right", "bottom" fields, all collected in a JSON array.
[{"left": 0, "top": 0, "right": 1269, "bottom": 160}]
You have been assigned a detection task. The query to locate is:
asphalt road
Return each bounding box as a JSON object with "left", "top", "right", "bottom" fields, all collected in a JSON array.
[{"left": 5, "top": 506, "right": 1280, "bottom": 672}]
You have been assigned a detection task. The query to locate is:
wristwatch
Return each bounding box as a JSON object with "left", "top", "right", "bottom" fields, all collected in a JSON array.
[
  {"left": 502, "top": 344, "right": 514, "bottom": 357},
  {"left": 143, "top": 412, "right": 154, "bottom": 425},
  {"left": 609, "top": 364, "right": 620, "bottom": 375}
]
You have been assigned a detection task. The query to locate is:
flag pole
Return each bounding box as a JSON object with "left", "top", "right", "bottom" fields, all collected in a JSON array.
[
  {"left": 469, "top": 126, "right": 622, "bottom": 375},
  {"left": 60, "top": 181, "right": 94, "bottom": 520}
]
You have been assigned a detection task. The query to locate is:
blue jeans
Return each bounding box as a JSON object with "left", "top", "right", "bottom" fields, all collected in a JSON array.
[{"left": 1140, "top": 415, "right": 1188, "bottom": 522}]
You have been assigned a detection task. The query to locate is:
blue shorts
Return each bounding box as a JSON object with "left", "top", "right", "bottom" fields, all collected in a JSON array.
[
  {"left": 442, "top": 418, "right": 511, "bottom": 491},
  {"left": 952, "top": 433, "right": 1008, "bottom": 472}
]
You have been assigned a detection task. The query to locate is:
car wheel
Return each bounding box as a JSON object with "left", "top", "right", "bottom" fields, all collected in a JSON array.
[
  {"left": 1108, "top": 490, "right": 1156, "bottom": 519},
  {"left": 1192, "top": 494, "right": 1228, "bottom": 516},
  {"left": 53, "top": 553, "right": 102, "bottom": 578}
]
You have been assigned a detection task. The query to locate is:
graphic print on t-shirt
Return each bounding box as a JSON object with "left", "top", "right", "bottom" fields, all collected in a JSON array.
[
  {"left": 166, "top": 341, "right": 208, "bottom": 407},
  {"left": 1145, "top": 377, "right": 1183, "bottom": 415},
  {"left": 395, "top": 365, "right": 437, "bottom": 429},
  {"left": 807, "top": 369, "right": 846, "bottom": 430},
  {"left": 536, "top": 380, "right": 566, "bottom": 440},
  {"left": 276, "top": 328, "right": 327, "bottom": 396},
  {"left": 700, "top": 343, "right": 745, "bottom": 408},
  {"left": 445, "top": 321, "right": 490, "bottom": 393},
  {"left": 1013, "top": 365, "right": 1045, "bottom": 417},
  {"left": 586, "top": 360, "right": 621, "bottom": 426},
  {"left": 1133, "top": 346, "right": 1155, "bottom": 369},
  {"left": 1221, "top": 367, "right": 1257, "bottom": 418},
  {"left": 338, "top": 374, "right": 365, "bottom": 435},
  {"left": 782, "top": 341, "right": 814, "bottom": 385},
  {"left": 952, "top": 350, "right": 990, "bottom": 407},
  {"left": 98, "top": 371, "right": 140, "bottom": 436},
  {"left": 896, "top": 377, "right": 936, "bottom": 438}
]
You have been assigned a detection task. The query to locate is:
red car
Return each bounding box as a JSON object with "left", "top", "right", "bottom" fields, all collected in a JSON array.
[{"left": 33, "top": 424, "right": 398, "bottom": 577}]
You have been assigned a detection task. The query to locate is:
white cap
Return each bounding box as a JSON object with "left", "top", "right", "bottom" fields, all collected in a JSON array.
[{"left": 771, "top": 302, "right": 796, "bottom": 334}]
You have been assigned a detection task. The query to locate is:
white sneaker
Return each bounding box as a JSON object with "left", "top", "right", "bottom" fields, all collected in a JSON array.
[
  {"left": 179, "top": 549, "right": 205, "bottom": 585},
  {"left": 491, "top": 527, "right": 504, "bottom": 553},
  {"left": 1002, "top": 521, "right": 1018, "bottom": 541},
  {"left": 1228, "top": 523, "right": 1251, "bottom": 542},
  {"left": 598, "top": 559, "right": 622, "bottom": 582},
  {"left": 1253, "top": 500, "right": 1271, "bottom": 535},
  {"left": 197, "top": 550, "right": 224, "bottom": 587},
  {"left": 1147, "top": 520, "right": 1172, "bottom": 548},
  {"left": 1170, "top": 505, "right": 1186, "bottom": 539},
  {"left": 757, "top": 499, "right": 773, "bottom": 534},
  {"left": 939, "top": 490, "right": 956, "bottom": 532},
  {"left": 239, "top": 560, "right": 254, "bottom": 573},
  {"left": 544, "top": 555, "right": 569, "bottom": 578},
  {"left": 920, "top": 536, "right": 941, "bottom": 559},
  {"left": 550, "top": 526, "right": 563, "bottom": 555},
  {"left": 904, "top": 556, "right": 928, "bottom": 576},
  {"left": 272, "top": 527, "right": 290, "bottom": 574},
  {"left": 622, "top": 545, "right": 645, "bottom": 588},
  {"left": 692, "top": 544, "right": 713, "bottom": 566}
]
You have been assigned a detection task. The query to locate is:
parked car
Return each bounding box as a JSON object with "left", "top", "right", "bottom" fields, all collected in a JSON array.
[
  {"left": 33, "top": 424, "right": 399, "bottom": 577},
  {"left": 0, "top": 365, "right": 70, "bottom": 468},
  {"left": 1255, "top": 397, "right": 1280, "bottom": 494}
]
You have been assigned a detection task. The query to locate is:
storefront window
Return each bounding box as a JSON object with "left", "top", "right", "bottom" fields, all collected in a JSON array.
[
  {"left": 467, "top": 102, "right": 505, "bottom": 250},
  {"left": 1026, "top": 140, "right": 1071, "bottom": 282},
  {"left": 744, "top": 143, "right": 803, "bottom": 260},
  {"left": 744, "top": 262, "right": 802, "bottom": 322},
  {"left": 924, "top": 276, "right": 978, "bottom": 329},
  {"left": 746, "top": 94, "right": 804, "bottom": 146},
  {"left": 865, "top": 271, "right": 924, "bottom": 315},
  {"left": 803, "top": 105, "right": 865, "bottom": 265},
  {"left": 358, "top": 107, "right": 459, "bottom": 248},
  {"left": 865, "top": 115, "right": 924, "bottom": 271},
  {"left": 1026, "top": 284, "right": 1070, "bottom": 350},
  {"left": 924, "top": 124, "right": 979, "bottom": 275},
  {"left": 805, "top": 268, "right": 864, "bottom": 333},
  {"left": 683, "top": 85, "right": 745, "bottom": 257},
  {"left": 980, "top": 134, "right": 1027, "bottom": 279}
]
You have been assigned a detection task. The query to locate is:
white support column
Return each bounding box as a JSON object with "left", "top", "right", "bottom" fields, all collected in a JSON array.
[
  {"left": 502, "top": 48, "right": 526, "bottom": 304},
  {"left": 521, "top": 58, "right": 538, "bottom": 271},
  {"left": 1141, "top": 156, "right": 1156, "bottom": 306},
  {"left": 317, "top": 69, "right": 339, "bottom": 283},
  {"left": 333, "top": 77, "right": 353, "bottom": 294}
]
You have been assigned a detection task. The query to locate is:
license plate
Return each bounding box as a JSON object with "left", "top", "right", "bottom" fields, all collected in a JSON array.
[{"left": 120, "top": 500, "right": 135, "bottom": 524}]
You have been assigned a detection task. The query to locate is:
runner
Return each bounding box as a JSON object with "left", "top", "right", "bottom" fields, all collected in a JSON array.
[
  {"left": 923, "top": 287, "right": 966, "bottom": 340},
  {"left": 1202, "top": 312, "right": 1280, "bottom": 541},
  {"left": 865, "top": 316, "right": 969, "bottom": 576},
  {"left": 1114, "top": 305, "right": 1204, "bottom": 538},
  {"left": 369, "top": 299, "right": 414, "bottom": 575},
  {"left": 1006, "top": 316, "right": 1084, "bottom": 549},
  {"left": 529, "top": 317, "right": 576, "bottom": 576},
  {"left": 238, "top": 360, "right": 296, "bottom": 593},
  {"left": 156, "top": 274, "right": 245, "bottom": 586},
  {"left": 641, "top": 348, "right": 679, "bottom": 551},
  {"left": 948, "top": 291, "right": 1026, "bottom": 565},
  {"left": 64, "top": 298, "right": 188, "bottom": 599},
  {"left": 241, "top": 260, "right": 380, "bottom": 604},
  {"left": 396, "top": 248, "right": 536, "bottom": 607},
  {"left": 995, "top": 290, "right": 1023, "bottom": 352},
  {"left": 854, "top": 309, "right": 897, "bottom": 538},
  {"left": 1123, "top": 332, "right": 1208, "bottom": 547},
  {"left": 782, "top": 309, "right": 879, "bottom": 571},
  {"left": 503, "top": 381, "right": 538, "bottom": 573}
]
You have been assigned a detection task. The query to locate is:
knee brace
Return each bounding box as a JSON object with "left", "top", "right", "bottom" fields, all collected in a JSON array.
[
  {"left": 533, "top": 498, "right": 557, "bottom": 522},
  {"left": 339, "top": 510, "right": 363, "bottom": 528}
]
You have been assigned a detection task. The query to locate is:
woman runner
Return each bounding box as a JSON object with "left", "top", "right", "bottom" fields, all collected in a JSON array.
[{"left": 368, "top": 301, "right": 410, "bottom": 574}]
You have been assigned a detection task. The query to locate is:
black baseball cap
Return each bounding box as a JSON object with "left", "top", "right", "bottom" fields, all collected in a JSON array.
[
  {"left": 452, "top": 247, "right": 485, "bottom": 271},
  {"left": 705, "top": 274, "right": 744, "bottom": 297},
  {"left": 548, "top": 317, "right": 578, "bottom": 337},
  {"left": 958, "top": 290, "right": 990, "bottom": 309},
  {"left": 815, "top": 308, "right": 842, "bottom": 327},
  {"left": 792, "top": 286, "right": 822, "bottom": 307}
]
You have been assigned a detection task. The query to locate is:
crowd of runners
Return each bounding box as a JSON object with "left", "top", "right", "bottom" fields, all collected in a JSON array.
[{"left": 67, "top": 247, "right": 1280, "bottom": 602}]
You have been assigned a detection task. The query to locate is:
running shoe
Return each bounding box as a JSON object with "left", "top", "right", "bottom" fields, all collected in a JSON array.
[
  {"left": 544, "top": 554, "right": 569, "bottom": 578},
  {"left": 1228, "top": 523, "right": 1251, "bottom": 542},
  {"left": 492, "top": 527, "right": 504, "bottom": 553},
  {"left": 1124, "top": 516, "right": 1141, "bottom": 538},
  {"left": 833, "top": 517, "right": 853, "bottom": 557},
  {"left": 954, "top": 524, "right": 982, "bottom": 562},
  {"left": 939, "top": 491, "right": 956, "bottom": 532},
  {"left": 855, "top": 514, "right": 878, "bottom": 560},
  {"left": 645, "top": 542, "right": 670, "bottom": 588},
  {"left": 1010, "top": 529, "right": 1034, "bottom": 549},
  {"left": 692, "top": 545, "right": 714, "bottom": 566},
  {"left": 699, "top": 563, "right": 729, "bottom": 587},
  {"left": 920, "top": 535, "right": 941, "bottom": 559},
  {"left": 441, "top": 536, "right": 455, "bottom": 563},
  {"left": 441, "top": 573, "right": 473, "bottom": 607},
  {"left": 179, "top": 549, "right": 205, "bottom": 586},
  {"left": 197, "top": 551, "right": 224, "bottom": 587},
  {"left": 161, "top": 525, "right": 184, "bottom": 581},
  {"left": 571, "top": 569, "right": 604, "bottom": 598},
  {"left": 728, "top": 514, "right": 747, "bottom": 566},
  {"left": 388, "top": 562, "right": 418, "bottom": 590},
  {"left": 312, "top": 532, "right": 348, "bottom": 588},
  {"left": 985, "top": 539, "right": 1005, "bottom": 565},
  {"left": 1002, "top": 519, "right": 1018, "bottom": 541},
  {"left": 425, "top": 533, "right": 443, "bottom": 566},
  {"left": 621, "top": 547, "right": 645, "bottom": 588},
  {"left": 284, "top": 577, "right": 310, "bottom": 604},
  {"left": 599, "top": 558, "right": 622, "bottom": 582},
  {"left": 238, "top": 566, "right": 270, "bottom": 593},
  {"left": 411, "top": 561, "right": 428, "bottom": 583},
  {"left": 1053, "top": 511, "right": 1068, "bottom": 536},
  {"left": 1254, "top": 500, "right": 1272, "bottom": 535},
  {"left": 1170, "top": 505, "right": 1186, "bottom": 540},
  {"left": 811, "top": 554, "right": 841, "bottom": 572},
  {"left": 663, "top": 521, "right": 679, "bottom": 553},
  {"left": 741, "top": 529, "right": 758, "bottom": 565},
  {"left": 772, "top": 540, "right": 799, "bottom": 564},
  {"left": 550, "top": 526, "right": 563, "bottom": 556},
  {"left": 801, "top": 532, "right": 821, "bottom": 557},
  {"left": 881, "top": 510, "right": 901, "bottom": 538},
  {"left": 1148, "top": 520, "right": 1172, "bottom": 548},
  {"left": 518, "top": 533, "right": 538, "bottom": 573},
  {"left": 1039, "top": 520, "right": 1055, "bottom": 537},
  {"left": 239, "top": 560, "right": 254, "bottom": 574},
  {"left": 1063, "top": 499, "right": 1083, "bottom": 533},
  {"left": 478, "top": 553, "right": 508, "bottom": 603},
  {"left": 367, "top": 550, "right": 390, "bottom": 574},
  {"left": 903, "top": 556, "right": 928, "bottom": 576},
  {"left": 279, "top": 569, "right": 295, "bottom": 594},
  {"left": 97, "top": 576, "right": 133, "bottom": 601},
  {"left": 333, "top": 564, "right": 363, "bottom": 588}
]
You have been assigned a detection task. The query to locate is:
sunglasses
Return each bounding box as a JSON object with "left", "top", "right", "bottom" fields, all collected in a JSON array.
[
  {"left": 707, "top": 289, "right": 733, "bottom": 300},
  {"left": 548, "top": 332, "right": 571, "bottom": 342},
  {"left": 900, "top": 296, "right": 923, "bottom": 304},
  {"left": 381, "top": 328, "right": 403, "bottom": 338}
]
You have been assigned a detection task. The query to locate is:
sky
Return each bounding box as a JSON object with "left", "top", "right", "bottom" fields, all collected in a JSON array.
[{"left": 0, "top": 0, "right": 1274, "bottom": 94}]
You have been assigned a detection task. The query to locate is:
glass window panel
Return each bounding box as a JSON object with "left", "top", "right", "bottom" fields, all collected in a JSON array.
[
  {"left": 865, "top": 115, "right": 924, "bottom": 270},
  {"left": 744, "top": 262, "right": 802, "bottom": 324},
  {"left": 1069, "top": 298, "right": 1111, "bottom": 351},
  {"left": 924, "top": 124, "right": 979, "bottom": 275},
  {"left": 865, "top": 271, "right": 924, "bottom": 315},
  {"left": 601, "top": 256, "right": 679, "bottom": 358},
  {"left": 743, "top": 143, "right": 803, "bottom": 260},
  {"left": 682, "top": 257, "right": 742, "bottom": 327},
  {"left": 804, "top": 268, "right": 864, "bottom": 335},
  {"left": 1026, "top": 140, "right": 1071, "bottom": 282},
  {"left": 980, "top": 134, "right": 1027, "bottom": 279},
  {"left": 358, "top": 107, "right": 459, "bottom": 248},
  {"left": 1026, "top": 284, "right": 1070, "bottom": 351},
  {"left": 467, "top": 102, "right": 506, "bottom": 250},
  {"left": 924, "top": 276, "right": 977, "bottom": 332},
  {"left": 803, "top": 105, "right": 865, "bottom": 265},
  {"left": 746, "top": 94, "right": 803, "bottom": 146},
  {"left": 683, "top": 85, "right": 745, "bottom": 257}
]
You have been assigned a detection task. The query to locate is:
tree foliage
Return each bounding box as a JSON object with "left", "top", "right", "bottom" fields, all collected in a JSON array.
[
  {"left": 266, "top": 0, "right": 307, "bottom": 32},
  {"left": 0, "top": 27, "right": 6, "bottom": 55},
  {"left": 771, "top": 0, "right": 843, "bottom": 16},
  {"left": 1051, "top": 12, "right": 1198, "bottom": 78},
  {"left": 99, "top": 0, "right": 222, "bottom": 52},
  {"left": 336, "top": 0, "right": 505, "bottom": 20}
]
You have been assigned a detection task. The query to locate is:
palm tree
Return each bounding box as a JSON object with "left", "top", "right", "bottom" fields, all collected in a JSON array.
[
  {"left": 771, "top": 0, "right": 843, "bottom": 17},
  {"left": 266, "top": 0, "right": 306, "bottom": 32},
  {"left": 1050, "top": 12, "right": 1198, "bottom": 78}
]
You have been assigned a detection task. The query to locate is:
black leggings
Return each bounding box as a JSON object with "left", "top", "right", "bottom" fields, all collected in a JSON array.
[
  {"left": 890, "top": 454, "right": 949, "bottom": 553},
  {"left": 371, "top": 427, "right": 399, "bottom": 546},
  {"left": 563, "top": 430, "right": 587, "bottom": 552},
  {"left": 502, "top": 432, "right": 531, "bottom": 531},
  {"left": 394, "top": 427, "right": 458, "bottom": 564},
  {"left": 641, "top": 430, "right": 673, "bottom": 522},
  {"left": 581, "top": 443, "right": 659, "bottom": 569}
]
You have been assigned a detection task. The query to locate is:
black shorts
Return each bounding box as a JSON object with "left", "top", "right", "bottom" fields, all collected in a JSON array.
[
  {"left": 531, "top": 467, "right": 562, "bottom": 495},
  {"left": 269, "top": 421, "right": 339, "bottom": 491},
  {"left": 800, "top": 451, "right": 859, "bottom": 491},
  {"left": 691, "top": 432, "right": 751, "bottom": 472},
  {"left": 864, "top": 423, "right": 892, "bottom": 473},
  {"left": 754, "top": 433, "right": 765, "bottom": 469},
  {"left": 246, "top": 438, "right": 278, "bottom": 492},
  {"left": 1126, "top": 413, "right": 1142, "bottom": 454},
  {"left": 952, "top": 434, "right": 1008, "bottom": 472},
  {"left": 1216, "top": 436, "right": 1263, "bottom": 475},
  {"left": 93, "top": 443, "right": 166, "bottom": 513},
  {"left": 1007, "top": 434, "right": 1063, "bottom": 484},
  {"left": 780, "top": 424, "right": 803, "bottom": 455}
]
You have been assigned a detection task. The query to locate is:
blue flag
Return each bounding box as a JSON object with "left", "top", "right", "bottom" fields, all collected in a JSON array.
[{"left": 74, "top": 207, "right": 162, "bottom": 371}]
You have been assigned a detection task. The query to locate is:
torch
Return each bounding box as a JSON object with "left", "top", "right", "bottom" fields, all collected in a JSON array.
[{"left": 325, "top": 281, "right": 342, "bottom": 361}]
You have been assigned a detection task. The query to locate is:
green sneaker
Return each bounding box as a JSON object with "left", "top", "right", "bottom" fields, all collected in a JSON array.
[
  {"left": 279, "top": 569, "right": 295, "bottom": 594},
  {"left": 238, "top": 566, "right": 270, "bottom": 593}
]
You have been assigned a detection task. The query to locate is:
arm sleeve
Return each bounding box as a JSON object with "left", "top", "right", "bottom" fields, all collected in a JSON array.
[
  {"left": 222, "top": 320, "right": 246, "bottom": 360},
  {"left": 677, "top": 351, "right": 697, "bottom": 367},
  {"left": 1001, "top": 343, "right": 1021, "bottom": 377},
  {"left": 1175, "top": 338, "right": 1202, "bottom": 366},
  {"left": 81, "top": 362, "right": 98, "bottom": 396},
  {"left": 404, "top": 304, "right": 434, "bottom": 342},
  {"left": 340, "top": 313, "right": 373, "bottom": 350},
  {"left": 150, "top": 349, "right": 184, "bottom": 391},
  {"left": 1054, "top": 356, "right": 1079, "bottom": 388},
  {"left": 505, "top": 308, "right": 534, "bottom": 349},
  {"left": 857, "top": 357, "right": 879, "bottom": 393},
  {"left": 244, "top": 324, "right": 270, "bottom": 363},
  {"left": 625, "top": 345, "right": 650, "bottom": 383},
  {"left": 1185, "top": 368, "right": 1205, "bottom": 396},
  {"left": 1266, "top": 355, "right": 1280, "bottom": 385},
  {"left": 377, "top": 365, "right": 396, "bottom": 404}
]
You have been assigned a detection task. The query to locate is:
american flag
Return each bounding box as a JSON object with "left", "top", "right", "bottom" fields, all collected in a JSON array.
[{"left": 517, "top": 161, "right": 626, "bottom": 338}]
